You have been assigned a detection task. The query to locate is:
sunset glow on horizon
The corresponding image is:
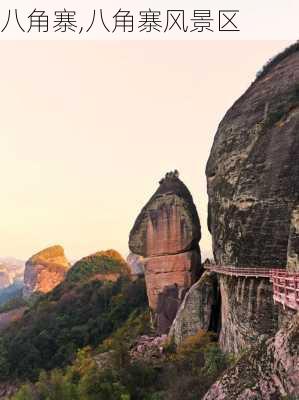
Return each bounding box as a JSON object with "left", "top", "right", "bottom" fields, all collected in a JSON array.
[{"left": 0, "top": 40, "right": 293, "bottom": 261}]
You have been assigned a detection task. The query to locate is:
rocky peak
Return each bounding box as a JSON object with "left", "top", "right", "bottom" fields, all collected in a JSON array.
[
  {"left": 23, "top": 245, "right": 70, "bottom": 298},
  {"left": 129, "top": 171, "right": 201, "bottom": 257},
  {"left": 129, "top": 172, "right": 202, "bottom": 334}
]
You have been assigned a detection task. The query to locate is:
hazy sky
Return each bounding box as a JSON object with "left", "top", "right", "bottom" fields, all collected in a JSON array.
[{"left": 0, "top": 40, "right": 293, "bottom": 262}]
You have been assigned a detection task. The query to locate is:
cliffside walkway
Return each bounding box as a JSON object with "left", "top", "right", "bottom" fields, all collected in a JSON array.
[{"left": 204, "top": 264, "right": 299, "bottom": 311}]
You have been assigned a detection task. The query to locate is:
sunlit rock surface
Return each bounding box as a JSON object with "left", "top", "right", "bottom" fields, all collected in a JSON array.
[
  {"left": 23, "top": 245, "right": 70, "bottom": 298},
  {"left": 129, "top": 172, "right": 202, "bottom": 333}
]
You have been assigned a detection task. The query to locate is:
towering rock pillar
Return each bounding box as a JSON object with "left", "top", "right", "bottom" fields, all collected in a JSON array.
[
  {"left": 23, "top": 245, "right": 70, "bottom": 299},
  {"left": 129, "top": 171, "right": 202, "bottom": 333}
]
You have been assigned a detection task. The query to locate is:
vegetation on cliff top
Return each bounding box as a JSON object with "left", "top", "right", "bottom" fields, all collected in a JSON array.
[
  {"left": 67, "top": 250, "right": 130, "bottom": 283},
  {"left": 256, "top": 41, "right": 299, "bottom": 81}
]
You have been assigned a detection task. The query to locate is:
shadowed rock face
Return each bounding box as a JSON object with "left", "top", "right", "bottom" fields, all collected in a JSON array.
[
  {"left": 219, "top": 276, "right": 278, "bottom": 353},
  {"left": 206, "top": 45, "right": 299, "bottom": 352},
  {"left": 169, "top": 271, "right": 219, "bottom": 345},
  {"left": 129, "top": 173, "right": 202, "bottom": 333},
  {"left": 23, "top": 245, "right": 70, "bottom": 299},
  {"left": 206, "top": 46, "right": 299, "bottom": 268}
]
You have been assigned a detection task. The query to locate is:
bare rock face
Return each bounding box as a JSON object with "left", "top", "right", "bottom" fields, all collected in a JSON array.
[
  {"left": 206, "top": 44, "right": 299, "bottom": 268},
  {"left": 144, "top": 250, "right": 201, "bottom": 311},
  {"left": 129, "top": 172, "right": 202, "bottom": 333},
  {"left": 23, "top": 245, "right": 70, "bottom": 298},
  {"left": 206, "top": 44, "right": 299, "bottom": 352},
  {"left": 219, "top": 276, "right": 278, "bottom": 353},
  {"left": 203, "top": 312, "right": 299, "bottom": 400},
  {"left": 169, "top": 271, "right": 219, "bottom": 346},
  {"left": 130, "top": 335, "right": 168, "bottom": 363},
  {"left": 129, "top": 172, "right": 201, "bottom": 257}
]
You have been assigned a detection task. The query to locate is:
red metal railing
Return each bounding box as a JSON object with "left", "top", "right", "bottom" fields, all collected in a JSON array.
[
  {"left": 204, "top": 264, "right": 272, "bottom": 278},
  {"left": 270, "top": 270, "right": 299, "bottom": 310},
  {"left": 204, "top": 264, "right": 299, "bottom": 311}
]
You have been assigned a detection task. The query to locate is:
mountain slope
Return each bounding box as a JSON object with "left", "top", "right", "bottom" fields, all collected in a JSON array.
[{"left": 0, "top": 251, "right": 147, "bottom": 381}]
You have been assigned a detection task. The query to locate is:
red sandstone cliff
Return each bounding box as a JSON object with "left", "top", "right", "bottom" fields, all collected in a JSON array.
[
  {"left": 129, "top": 171, "right": 202, "bottom": 333},
  {"left": 23, "top": 245, "right": 70, "bottom": 299}
]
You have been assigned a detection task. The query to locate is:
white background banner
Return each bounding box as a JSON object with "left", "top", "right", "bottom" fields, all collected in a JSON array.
[{"left": 0, "top": 0, "right": 298, "bottom": 40}]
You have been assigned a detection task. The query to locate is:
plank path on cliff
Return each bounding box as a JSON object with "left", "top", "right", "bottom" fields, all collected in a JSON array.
[{"left": 204, "top": 264, "right": 299, "bottom": 311}]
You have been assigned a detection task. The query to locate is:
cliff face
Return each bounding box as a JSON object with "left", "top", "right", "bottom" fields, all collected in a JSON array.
[
  {"left": 129, "top": 172, "right": 202, "bottom": 333},
  {"left": 203, "top": 312, "right": 299, "bottom": 400},
  {"left": 23, "top": 245, "right": 70, "bottom": 298},
  {"left": 169, "top": 271, "right": 219, "bottom": 345},
  {"left": 206, "top": 46, "right": 299, "bottom": 268},
  {"left": 219, "top": 276, "right": 278, "bottom": 353},
  {"left": 206, "top": 44, "right": 299, "bottom": 352}
]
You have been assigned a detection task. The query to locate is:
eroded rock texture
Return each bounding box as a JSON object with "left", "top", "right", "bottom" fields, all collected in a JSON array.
[
  {"left": 144, "top": 250, "right": 201, "bottom": 311},
  {"left": 219, "top": 276, "right": 278, "bottom": 353},
  {"left": 206, "top": 44, "right": 299, "bottom": 352},
  {"left": 23, "top": 245, "right": 70, "bottom": 298},
  {"left": 169, "top": 271, "right": 219, "bottom": 345},
  {"left": 206, "top": 46, "right": 299, "bottom": 268},
  {"left": 130, "top": 172, "right": 201, "bottom": 258},
  {"left": 129, "top": 172, "right": 202, "bottom": 333},
  {"left": 203, "top": 312, "right": 299, "bottom": 400}
]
